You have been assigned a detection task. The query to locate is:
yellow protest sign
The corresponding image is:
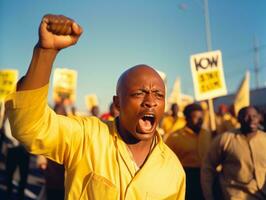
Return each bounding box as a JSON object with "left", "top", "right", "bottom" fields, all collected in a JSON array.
[
  {"left": 0, "top": 69, "right": 18, "bottom": 101},
  {"left": 234, "top": 71, "right": 250, "bottom": 116},
  {"left": 190, "top": 50, "right": 227, "bottom": 101},
  {"left": 52, "top": 68, "right": 77, "bottom": 105}
]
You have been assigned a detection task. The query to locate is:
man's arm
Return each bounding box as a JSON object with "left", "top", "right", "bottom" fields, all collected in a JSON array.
[
  {"left": 17, "top": 14, "right": 83, "bottom": 91},
  {"left": 5, "top": 15, "right": 85, "bottom": 168}
]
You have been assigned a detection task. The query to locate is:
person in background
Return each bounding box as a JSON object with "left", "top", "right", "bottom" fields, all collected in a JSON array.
[
  {"left": 160, "top": 103, "right": 186, "bottom": 141},
  {"left": 90, "top": 105, "right": 100, "bottom": 117},
  {"left": 201, "top": 106, "right": 266, "bottom": 200},
  {"left": 228, "top": 104, "right": 239, "bottom": 129},
  {"left": 166, "top": 103, "right": 211, "bottom": 200},
  {"left": 100, "top": 102, "right": 119, "bottom": 121},
  {"left": 200, "top": 100, "right": 212, "bottom": 132},
  {"left": 5, "top": 14, "right": 185, "bottom": 199},
  {"left": 0, "top": 101, "right": 6, "bottom": 160},
  {"left": 215, "top": 104, "right": 239, "bottom": 135}
]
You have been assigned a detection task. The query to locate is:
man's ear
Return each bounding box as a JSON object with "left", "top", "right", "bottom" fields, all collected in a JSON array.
[{"left": 113, "top": 95, "right": 120, "bottom": 111}]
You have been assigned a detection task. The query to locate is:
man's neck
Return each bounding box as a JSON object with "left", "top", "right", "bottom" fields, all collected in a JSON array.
[
  {"left": 127, "top": 137, "right": 155, "bottom": 167},
  {"left": 116, "top": 118, "right": 155, "bottom": 167},
  {"left": 241, "top": 128, "right": 258, "bottom": 139}
]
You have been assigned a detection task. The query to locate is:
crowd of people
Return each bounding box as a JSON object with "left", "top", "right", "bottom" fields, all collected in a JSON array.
[{"left": 0, "top": 14, "right": 266, "bottom": 200}]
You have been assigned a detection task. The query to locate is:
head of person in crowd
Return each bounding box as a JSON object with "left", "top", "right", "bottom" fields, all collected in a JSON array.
[
  {"left": 71, "top": 106, "right": 76, "bottom": 116},
  {"left": 218, "top": 104, "right": 228, "bottom": 116},
  {"left": 170, "top": 103, "right": 179, "bottom": 118},
  {"left": 184, "top": 103, "right": 204, "bottom": 134},
  {"left": 54, "top": 103, "right": 67, "bottom": 116},
  {"left": 238, "top": 106, "right": 260, "bottom": 135},
  {"left": 109, "top": 102, "right": 119, "bottom": 118},
  {"left": 113, "top": 64, "right": 165, "bottom": 143},
  {"left": 91, "top": 105, "right": 100, "bottom": 117}
]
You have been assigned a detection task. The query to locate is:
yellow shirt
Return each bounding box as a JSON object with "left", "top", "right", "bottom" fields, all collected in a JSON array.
[
  {"left": 165, "top": 127, "right": 211, "bottom": 168},
  {"left": 5, "top": 85, "right": 185, "bottom": 200}
]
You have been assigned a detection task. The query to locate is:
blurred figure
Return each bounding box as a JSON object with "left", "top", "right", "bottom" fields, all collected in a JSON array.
[
  {"left": 166, "top": 103, "right": 211, "bottom": 200},
  {"left": 200, "top": 100, "right": 211, "bottom": 132},
  {"left": 215, "top": 104, "right": 239, "bottom": 135},
  {"left": 201, "top": 106, "right": 266, "bottom": 200},
  {"left": 37, "top": 103, "right": 66, "bottom": 200},
  {"left": 228, "top": 104, "right": 239, "bottom": 128},
  {"left": 100, "top": 102, "right": 119, "bottom": 121},
  {"left": 90, "top": 105, "right": 100, "bottom": 117},
  {"left": 0, "top": 101, "right": 5, "bottom": 159},
  {"left": 160, "top": 103, "right": 186, "bottom": 141},
  {"left": 2, "top": 106, "right": 30, "bottom": 200},
  {"left": 70, "top": 105, "right": 77, "bottom": 116}
]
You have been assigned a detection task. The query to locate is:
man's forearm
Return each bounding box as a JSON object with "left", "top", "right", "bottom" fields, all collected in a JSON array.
[{"left": 17, "top": 45, "right": 59, "bottom": 91}]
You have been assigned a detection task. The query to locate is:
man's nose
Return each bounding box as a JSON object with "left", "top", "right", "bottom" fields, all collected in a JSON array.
[{"left": 142, "top": 94, "right": 157, "bottom": 108}]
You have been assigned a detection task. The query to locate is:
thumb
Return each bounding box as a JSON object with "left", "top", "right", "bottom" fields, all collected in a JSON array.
[{"left": 72, "top": 22, "right": 83, "bottom": 36}]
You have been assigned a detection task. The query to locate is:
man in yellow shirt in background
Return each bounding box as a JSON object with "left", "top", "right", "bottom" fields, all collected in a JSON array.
[
  {"left": 166, "top": 103, "right": 211, "bottom": 200},
  {"left": 5, "top": 14, "right": 185, "bottom": 199},
  {"left": 160, "top": 103, "right": 186, "bottom": 141}
]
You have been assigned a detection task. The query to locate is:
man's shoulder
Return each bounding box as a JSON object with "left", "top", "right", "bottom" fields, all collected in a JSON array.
[
  {"left": 256, "top": 130, "right": 266, "bottom": 139},
  {"left": 72, "top": 115, "right": 112, "bottom": 138}
]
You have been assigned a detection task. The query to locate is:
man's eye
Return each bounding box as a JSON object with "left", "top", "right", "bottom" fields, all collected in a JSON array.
[
  {"left": 132, "top": 92, "right": 144, "bottom": 97},
  {"left": 155, "top": 93, "right": 164, "bottom": 98}
]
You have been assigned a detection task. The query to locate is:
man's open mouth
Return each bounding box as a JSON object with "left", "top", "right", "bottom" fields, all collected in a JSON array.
[{"left": 136, "top": 114, "right": 156, "bottom": 133}]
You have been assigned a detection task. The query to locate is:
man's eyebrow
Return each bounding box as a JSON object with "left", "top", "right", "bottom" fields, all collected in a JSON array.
[{"left": 152, "top": 89, "right": 164, "bottom": 93}]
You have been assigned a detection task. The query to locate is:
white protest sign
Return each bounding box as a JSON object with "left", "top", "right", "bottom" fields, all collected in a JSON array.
[{"left": 190, "top": 50, "right": 227, "bottom": 101}]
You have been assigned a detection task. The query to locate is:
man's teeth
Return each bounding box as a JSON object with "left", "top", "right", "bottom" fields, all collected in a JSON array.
[{"left": 144, "top": 114, "right": 154, "bottom": 118}]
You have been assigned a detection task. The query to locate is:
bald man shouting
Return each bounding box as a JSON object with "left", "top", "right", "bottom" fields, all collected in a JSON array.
[{"left": 5, "top": 14, "right": 185, "bottom": 200}]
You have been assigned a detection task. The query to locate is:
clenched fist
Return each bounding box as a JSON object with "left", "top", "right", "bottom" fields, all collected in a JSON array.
[{"left": 38, "top": 14, "right": 83, "bottom": 50}]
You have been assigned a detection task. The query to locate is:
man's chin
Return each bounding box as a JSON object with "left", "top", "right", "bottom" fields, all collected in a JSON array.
[{"left": 134, "top": 131, "right": 155, "bottom": 141}]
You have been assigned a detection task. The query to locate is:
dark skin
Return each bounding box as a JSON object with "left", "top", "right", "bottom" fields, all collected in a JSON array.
[
  {"left": 186, "top": 110, "right": 204, "bottom": 134},
  {"left": 171, "top": 103, "right": 179, "bottom": 120},
  {"left": 238, "top": 106, "right": 260, "bottom": 137},
  {"left": 17, "top": 14, "right": 165, "bottom": 168},
  {"left": 17, "top": 14, "right": 83, "bottom": 91},
  {"left": 114, "top": 65, "right": 165, "bottom": 166},
  {"left": 91, "top": 106, "right": 100, "bottom": 117}
]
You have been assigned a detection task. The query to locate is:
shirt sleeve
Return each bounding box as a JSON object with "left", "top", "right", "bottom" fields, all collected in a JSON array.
[
  {"left": 176, "top": 169, "right": 186, "bottom": 200},
  {"left": 200, "top": 134, "right": 223, "bottom": 200},
  {"left": 4, "top": 84, "right": 91, "bottom": 169}
]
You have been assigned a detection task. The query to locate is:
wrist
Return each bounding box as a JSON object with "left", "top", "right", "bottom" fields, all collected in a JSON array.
[{"left": 35, "top": 43, "right": 60, "bottom": 54}]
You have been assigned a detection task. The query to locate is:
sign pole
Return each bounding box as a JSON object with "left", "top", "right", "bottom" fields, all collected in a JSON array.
[
  {"left": 190, "top": 50, "right": 227, "bottom": 133},
  {"left": 203, "top": 0, "right": 216, "bottom": 132},
  {"left": 208, "top": 98, "right": 216, "bottom": 132}
]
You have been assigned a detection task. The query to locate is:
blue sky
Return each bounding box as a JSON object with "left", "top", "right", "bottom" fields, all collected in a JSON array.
[{"left": 1, "top": 0, "right": 266, "bottom": 113}]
